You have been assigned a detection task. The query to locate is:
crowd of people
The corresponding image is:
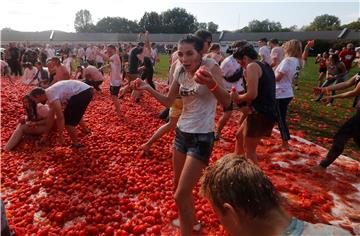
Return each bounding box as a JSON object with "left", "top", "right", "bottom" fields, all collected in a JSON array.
[{"left": 1, "top": 30, "right": 359, "bottom": 236}]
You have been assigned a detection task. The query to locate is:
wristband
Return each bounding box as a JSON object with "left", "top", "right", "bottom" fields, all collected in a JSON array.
[{"left": 210, "top": 82, "right": 218, "bottom": 92}]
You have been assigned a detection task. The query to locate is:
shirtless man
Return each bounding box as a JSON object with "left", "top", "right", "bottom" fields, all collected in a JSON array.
[{"left": 49, "top": 57, "right": 70, "bottom": 85}]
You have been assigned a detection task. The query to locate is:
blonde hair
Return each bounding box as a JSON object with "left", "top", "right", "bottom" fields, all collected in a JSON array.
[{"left": 283, "top": 39, "right": 302, "bottom": 60}]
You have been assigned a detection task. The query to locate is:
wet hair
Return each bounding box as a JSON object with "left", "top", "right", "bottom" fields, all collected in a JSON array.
[
  {"left": 178, "top": 34, "right": 204, "bottom": 53},
  {"left": 23, "top": 95, "right": 37, "bottom": 121},
  {"left": 30, "top": 87, "right": 46, "bottom": 97},
  {"left": 194, "top": 30, "right": 212, "bottom": 43},
  {"left": 200, "top": 154, "right": 281, "bottom": 218},
  {"left": 233, "top": 44, "right": 258, "bottom": 60},
  {"left": 269, "top": 39, "right": 279, "bottom": 45}
]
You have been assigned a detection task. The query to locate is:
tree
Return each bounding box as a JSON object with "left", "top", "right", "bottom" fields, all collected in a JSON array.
[
  {"left": 341, "top": 18, "right": 360, "bottom": 30},
  {"left": 95, "top": 17, "right": 140, "bottom": 33},
  {"left": 305, "top": 14, "right": 341, "bottom": 31},
  {"left": 247, "top": 19, "right": 282, "bottom": 32},
  {"left": 196, "top": 22, "right": 207, "bottom": 30},
  {"left": 281, "top": 25, "right": 298, "bottom": 32},
  {"left": 74, "top": 9, "right": 95, "bottom": 32},
  {"left": 207, "top": 22, "right": 218, "bottom": 33},
  {"left": 139, "top": 12, "right": 162, "bottom": 33},
  {"left": 160, "top": 8, "right": 198, "bottom": 33}
]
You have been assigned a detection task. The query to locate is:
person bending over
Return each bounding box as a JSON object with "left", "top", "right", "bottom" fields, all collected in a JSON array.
[{"left": 29, "top": 80, "right": 93, "bottom": 148}]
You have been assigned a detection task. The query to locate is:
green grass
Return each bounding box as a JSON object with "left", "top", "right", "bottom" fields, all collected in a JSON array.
[{"left": 155, "top": 54, "right": 359, "bottom": 157}]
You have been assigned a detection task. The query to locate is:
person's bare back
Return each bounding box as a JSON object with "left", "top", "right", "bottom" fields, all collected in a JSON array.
[{"left": 53, "top": 65, "right": 70, "bottom": 83}]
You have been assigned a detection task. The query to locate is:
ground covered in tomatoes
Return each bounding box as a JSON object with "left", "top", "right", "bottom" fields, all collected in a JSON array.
[{"left": 1, "top": 78, "right": 359, "bottom": 235}]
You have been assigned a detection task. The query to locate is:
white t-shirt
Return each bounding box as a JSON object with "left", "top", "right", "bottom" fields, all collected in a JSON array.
[
  {"left": 220, "top": 55, "right": 244, "bottom": 92},
  {"left": 86, "top": 47, "right": 96, "bottom": 61},
  {"left": 45, "top": 80, "right": 91, "bottom": 105},
  {"left": 77, "top": 47, "right": 85, "bottom": 59},
  {"left": 176, "top": 58, "right": 218, "bottom": 133},
  {"left": 259, "top": 46, "right": 271, "bottom": 65},
  {"left": 46, "top": 48, "right": 55, "bottom": 59},
  {"left": 84, "top": 65, "right": 104, "bottom": 81},
  {"left": 22, "top": 67, "right": 38, "bottom": 84},
  {"left": 271, "top": 46, "right": 285, "bottom": 70},
  {"left": 275, "top": 57, "right": 301, "bottom": 99},
  {"left": 109, "top": 54, "right": 122, "bottom": 86}
]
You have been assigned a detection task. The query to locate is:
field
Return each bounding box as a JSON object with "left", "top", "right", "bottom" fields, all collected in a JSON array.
[{"left": 0, "top": 55, "right": 359, "bottom": 235}]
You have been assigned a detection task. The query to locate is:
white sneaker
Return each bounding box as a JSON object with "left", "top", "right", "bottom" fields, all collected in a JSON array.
[
  {"left": 326, "top": 103, "right": 332, "bottom": 107},
  {"left": 171, "top": 218, "right": 201, "bottom": 231}
]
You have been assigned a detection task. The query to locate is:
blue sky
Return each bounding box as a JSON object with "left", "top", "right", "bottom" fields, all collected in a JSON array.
[{"left": 1, "top": 0, "right": 359, "bottom": 32}]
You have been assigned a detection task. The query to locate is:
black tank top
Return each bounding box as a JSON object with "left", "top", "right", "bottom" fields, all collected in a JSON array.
[{"left": 251, "top": 61, "right": 276, "bottom": 121}]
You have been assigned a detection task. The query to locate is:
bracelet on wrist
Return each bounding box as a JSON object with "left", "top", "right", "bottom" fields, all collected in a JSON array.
[{"left": 210, "top": 82, "right": 218, "bottom": 92}]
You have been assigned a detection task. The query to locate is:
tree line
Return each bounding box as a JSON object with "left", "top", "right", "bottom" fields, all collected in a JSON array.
[{"left": 75, "top": 8, "right": 359, "bottom": 33}]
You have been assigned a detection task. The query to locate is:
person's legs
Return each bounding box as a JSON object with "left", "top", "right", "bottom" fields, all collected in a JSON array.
[
  {"left": 235, "top": 119, "right": 247, "bottom": 155},
  {"left": 4, "top": 124, "right": 24, "bottom": 151},
  {"left": 320, "top": 111, "right": 360, "bottom": 168},
  {"left": 216, "top": 110, "right": 232, "bottom": 139},
  {"left": 174, "top": 156, "right": 207, "bottom": 236},
  {"left": 65, "top": 125, "right": 79, "bottom": 144},
  {"left": 111, "top": 95, "right": 122, "bottom": 118},
  {"left": 276, "top": 98, "right": 292, "bottom": 148},
  {"left": 244, "top": 137, "right": 261, "bottom": 164},
  {"left": 142, "top": 116, "right": 178, "bottom": 152},
  {"left": 318, "top": 72, "right": 326, "bottom": 87},
  {"left": 172, "top": 149, "right": 187, "bottom": 188}
]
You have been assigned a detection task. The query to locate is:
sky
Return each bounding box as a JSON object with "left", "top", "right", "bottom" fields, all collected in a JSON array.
[{"left": 0, "top": 0, "right": 359, "bottom": 32}]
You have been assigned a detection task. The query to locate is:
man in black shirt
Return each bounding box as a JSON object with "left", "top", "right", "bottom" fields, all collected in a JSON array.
[{"left": 7, "top": 43, "right": 22, "bottom": 76}]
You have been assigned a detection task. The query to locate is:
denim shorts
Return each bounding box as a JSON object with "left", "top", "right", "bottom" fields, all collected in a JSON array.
[{"left": 174, "top": 127, "right": 215, "bottom": 164}]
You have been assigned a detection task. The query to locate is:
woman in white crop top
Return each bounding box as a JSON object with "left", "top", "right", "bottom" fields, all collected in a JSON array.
[{"left": 134, "top": 35, "right": 231, "bottom": 235}]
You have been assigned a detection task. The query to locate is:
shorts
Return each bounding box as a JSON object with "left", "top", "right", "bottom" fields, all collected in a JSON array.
[
  {"left": 64, "top": 88, "right": 93, "bottom": 126},
  {"left": 169, "top": 98, "right": 183, "bottom": 118},
  {"left": 245, "top": 112, "right": 275, "bottom": 138},
  {"left": 127, "top": 73, "right": 138, "bottom": 81},
  {"left": 319, "top": 67, "right": 327, "bottom": 73},
  {"left": 110, "top": 86, "right": 121, "bottom": 96},
  {"left": 174, "top": 127, "right": 215, "bottom": 164}
]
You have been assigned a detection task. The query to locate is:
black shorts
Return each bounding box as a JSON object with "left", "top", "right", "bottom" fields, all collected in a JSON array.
[
  {"left": 110, "top": 86, "right": 121, "bottom": 96},
  {"left": 245, "top": 112, "right": 275, "bottom": 138},
  {"left": 64, "top": 88, "right": 93, "bottom": 126},
  {"left": 173, "top": 127, "right": 215, "bottom": 164},
  {"left": 319, "top": 67, "right": 327, "bottom": 73}
]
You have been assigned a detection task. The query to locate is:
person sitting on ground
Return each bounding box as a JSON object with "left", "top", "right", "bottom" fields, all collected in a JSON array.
[
  {"left": 29, "top": 80, "right": 93, "bottom": 148},
  {"left": 48, "top": 57, "right": 70, "bottom": 85},
  {"left": 4, "top": 95, "right": 53, "bottom": 151},
  {"left": 313, "top": 49, "right": 360, "bottom": 170},
  {"left": 75, "top": 64, "right": 104, "bottom": 91},
  {"left": 200, "top": 154, "right": 352, "bottom": 236},
  {"left": 28, "top": 61, "right": 50, "bottom": 88},
  {"left": 22, "top": 62, "right": 38, "bottom": 85}
]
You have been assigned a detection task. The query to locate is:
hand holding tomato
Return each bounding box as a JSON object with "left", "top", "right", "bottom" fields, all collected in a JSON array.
[
  {"left": 131, "top": 78, "right": 149, "bottom": 90},
  {"left": 194, "top": 66, "right": 216, "bottom": 89},
  {"left": 313, "top": 87, "right": 323, "bottom": 95}
]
